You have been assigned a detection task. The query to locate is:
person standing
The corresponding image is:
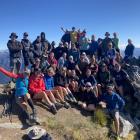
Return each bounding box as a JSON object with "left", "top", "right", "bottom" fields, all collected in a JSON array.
[
  {"left": 112, "top": 32, "right": 119, "bottom": 52},
  {"left": 7, "top": 32, "right": 23, "bottom": 73},
  {"left": 124, "top": 39, "right": 135, "bottom": 58},
  {"left": 21, "top": 32, "right": 34, "bottom": 69}
]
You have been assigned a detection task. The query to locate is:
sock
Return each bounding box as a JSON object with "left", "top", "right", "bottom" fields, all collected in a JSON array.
[
  {"left": 23, "top": 110, "right": 30, "bottom": 120},
  {"left": 68, "top": 92, "right": 75, "bottom": 99},
  {"left": 27, "top": 98, "right": 35, "bottom": 113}
]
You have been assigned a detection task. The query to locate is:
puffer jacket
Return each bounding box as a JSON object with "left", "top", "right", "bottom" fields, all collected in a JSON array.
[
  {"left": 7, "top": 40, "right": 23, "bottom": 58},
  {"left": 29, "top": 74, "right": 46, "bottom": 94}
]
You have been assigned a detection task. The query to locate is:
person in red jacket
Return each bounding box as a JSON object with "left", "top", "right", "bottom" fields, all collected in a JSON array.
[
  {"left": 0, "top": 67, "right": 37, "bottom": 125},
  {"left": 29, "top": 68, "right": 62, "bottom": 114}
]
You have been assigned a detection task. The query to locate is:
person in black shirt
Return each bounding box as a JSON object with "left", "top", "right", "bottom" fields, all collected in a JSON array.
[
  {"left": 54, "top": 42, "right": 67, "bottom": 60},
  {"left": 112, "top": 63, "right": 129, "bottom": 96},
  {"left": 54, "top": 67, "right": 77, "bottom": 103},
  {"left": 21, "top": 32, "right": 34, "bottom": 69},
  {"left": 65, "top": 55, "right": 76, "bottom": 70},
  {"left": 79, "top": 82, "right": 98, "bottom": 112},
  {"left": 80, "top": 68, "right": 98, "bottom": 96}
]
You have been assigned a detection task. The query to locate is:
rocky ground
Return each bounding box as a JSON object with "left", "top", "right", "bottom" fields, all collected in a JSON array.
[{"left": 0, "top": 85, "right": 139, "bottom": 140}]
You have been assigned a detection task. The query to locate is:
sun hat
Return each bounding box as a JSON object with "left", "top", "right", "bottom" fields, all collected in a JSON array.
[
  {"left": 9, "top": 32, "right": 18, "bottom": 38},
  {"left": 105, "top": 32, "right": 110, "bottom": 36},
  {"left": 23, "top": 32, "right": 28, "bottom": 36},
  {"left": 27, "top": 126, "right": 46, "bottom": 140}
]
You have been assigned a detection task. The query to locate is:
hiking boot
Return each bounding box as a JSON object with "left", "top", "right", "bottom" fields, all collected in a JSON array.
[
  {"left": 50, "top": 104, "right": 57, "bottom": 115},
  {"left": 63, "top": 102, "right": 71, "bottom": 109},
  {"left": 55, "top": 102, "right": 63, "bottom": 110}
]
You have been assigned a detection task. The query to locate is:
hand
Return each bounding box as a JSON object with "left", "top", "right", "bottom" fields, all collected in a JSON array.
[{"left": 99, "top": 102, "right": 106, "bottom": 108}]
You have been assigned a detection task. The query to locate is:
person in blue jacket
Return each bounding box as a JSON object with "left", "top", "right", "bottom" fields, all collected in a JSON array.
[
  {"left": 99, "top": 84, "right": 125, "bottom": 139},
  {"left": 0, "top": 67, "right": 37, "bottom": 124}
]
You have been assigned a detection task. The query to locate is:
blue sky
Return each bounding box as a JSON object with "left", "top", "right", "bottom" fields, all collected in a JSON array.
[{"left": 0, "top": 0, "right": 140, "bottom": 50}]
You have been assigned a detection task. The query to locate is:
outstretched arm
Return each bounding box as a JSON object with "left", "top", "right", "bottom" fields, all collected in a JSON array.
[{"left": 0, "top": 67, "right": 18, "bottom": 79}]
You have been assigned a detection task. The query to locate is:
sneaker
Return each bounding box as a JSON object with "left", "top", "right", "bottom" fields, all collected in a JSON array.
[
  {"left": 50, "top": 104, "right": 57, "bottom": 114},
  {"left": 55, "top": 102, "right": 63, "bottom": 110},
  {"left": 63, "top": 102, "right": 71, "bottom": 109}
]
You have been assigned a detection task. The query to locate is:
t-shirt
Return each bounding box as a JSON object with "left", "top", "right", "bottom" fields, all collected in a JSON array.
[
  {"left": 100, "top": 92, "right": 125, "bottom": 111},
  {"left": 80, "top": 75, "right": 97, "bottom": 86},
  {"left": 70, "top": 31, "right": 78, "bottom": 43},
  {"left": 112, "top": 38, "right": 119, "bottom": 49},
  {"left": 112, "top": 70, "right": 128, "bottom": 85}
]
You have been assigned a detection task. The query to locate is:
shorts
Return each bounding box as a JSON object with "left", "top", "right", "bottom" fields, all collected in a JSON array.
[
  {"left": 10, "top": 57, "right": 21, "bottom": 69},
  {"left": 15, "top": 95, "right": 25, "bottom": 104},
  {"left": 109, "top": 110, "right": 120, "bottom": 120}
]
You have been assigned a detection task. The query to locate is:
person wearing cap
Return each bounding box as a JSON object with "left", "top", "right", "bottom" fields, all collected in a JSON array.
[
  {"left": 101, "top": 32, "right": 114, "bottom": 57},
  {"left": 21, "top": 32, "right": 34, "bottom": 69},
  {"left": 99, "top": 84, "right": 125, "bottom": 139},
  {"left": 0, "top": 66, "right": 37, "bottom": 124},
  {"left": 7, "top": 32, "right": 23, "bottom": 73}
]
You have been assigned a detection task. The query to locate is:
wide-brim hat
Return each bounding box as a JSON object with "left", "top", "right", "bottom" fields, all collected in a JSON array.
[
  {"left": 9, "top": 32, "right": 18, "bottom": 38},
  {"left": 23, "top": 32, "right": 28, "bottom": 36},
  {"left": 105, "top": 32, "right": 110, "bottom": 36},
  {"left": 27, "top": 126, "right": 46, "bottom": 140}
]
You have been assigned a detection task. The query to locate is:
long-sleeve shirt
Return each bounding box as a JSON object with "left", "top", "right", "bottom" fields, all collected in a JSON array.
[
  {"left": 0, "top": 67, "right": 28, "bottom": 97},
  {"left": 44, "top": 75, "right": 54, "bottom": 90},
  {"left": 100, "top": 92, "right": 125, "bottom": 111}
]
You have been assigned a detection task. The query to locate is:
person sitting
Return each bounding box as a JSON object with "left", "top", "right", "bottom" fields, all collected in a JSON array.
[
  {"left": 106, "top": 42, "right": 116, "bottom": 66},
  {"left": 112, "top": 63, "right": 130, "bottom": 96},
  {"left": 80, "top": 68, "right": 98, "bottom": 96},
  {"left": 67, "top": 70, "right": 79, "bottom": 99},
  {"left": 75, "top": 54, "right": 89, "bottom": 76},
  {"left": 88, "top": 55, "right": 98, "bottom": 76},
  {"left": 44, "top": 67, "right": 70, "bottom": 109},
  {"left": 65, "top": 55, "right": 76, "bottom": 70},
  {"left": 57, "top": 52, "right": 67, "bottom": 70},
  {"left": 79, "top": 82, "right": 98, "bottom": 112},
  {"left": 97, "top": 63, "right": 110, "bottom": 95},
  {"left": 47, "top": 52, "right": 57, "bottom": 70},
  {"left": 99, "top": 84, "right": 125, "bottom": 140},
  {"left": 54, "top": 67, "right": 77, "bottom": 103},
  {"left": 29, "top": 68, "right": 61, "bottom": 114},
  {"left": 0, "top": 67, "right": 37, "bottom": 124}
]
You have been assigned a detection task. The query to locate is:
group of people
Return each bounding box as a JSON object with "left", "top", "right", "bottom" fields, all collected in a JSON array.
[{"left": 0, "top": 27, "right": 136, "bottom": 140}]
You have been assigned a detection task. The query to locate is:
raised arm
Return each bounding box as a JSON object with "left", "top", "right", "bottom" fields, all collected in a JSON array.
[{"left": 0, "top": 67, "right": 18, "bottom": 79}]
